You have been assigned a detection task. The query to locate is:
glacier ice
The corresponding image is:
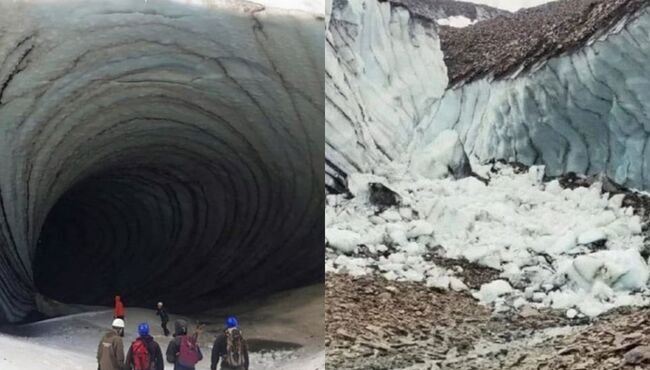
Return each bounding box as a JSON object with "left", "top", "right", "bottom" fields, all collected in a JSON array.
[
  {"left": 409, "top": 129, "right": 472, "bottom": 180},
  {"left": 476, "top": 280, "right": 513, "bottom": 304},
  {"left": 327, "top": 0, "right": 650, "bottom": 194},
  {"left": 325, "top": 0, "right": 650, "bottom": 317},
  {"left": 416, "top": 7, "right": 650, "bottom": 190},
  {"left": 325, "top": 0, "right": 448, "bottom": 191},
  {"left": 325, "top": 161, "right": 649, "bottom": 316},
  {"left": 0, "top": 0, "right": 323, "bottom": 323}
]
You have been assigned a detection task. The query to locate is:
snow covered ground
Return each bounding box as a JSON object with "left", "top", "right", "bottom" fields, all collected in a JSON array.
[
  {"left": 0, "top": 310, "right": 317, "bottom": 370},
  {"left": 0, "top": 332, "right": 90, "bottom": 370},
  {"left": 0, "top": 286, "right": 324, "bottom": 370},
  {"left": 326, "top": 158, "right": 650, "bottom": 318}
]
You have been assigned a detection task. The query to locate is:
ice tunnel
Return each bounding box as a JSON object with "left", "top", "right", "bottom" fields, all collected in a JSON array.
[{"left": 0, "top": 0, "right": 324, "bottom": 323}]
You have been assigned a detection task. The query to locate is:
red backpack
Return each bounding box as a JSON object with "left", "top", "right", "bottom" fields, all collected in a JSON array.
[
  {"left": 131, "top": 339, "right": 151, "bottom": 370},
  {"left": 178, "top": 335, "right": 201, "bottom": 367}
]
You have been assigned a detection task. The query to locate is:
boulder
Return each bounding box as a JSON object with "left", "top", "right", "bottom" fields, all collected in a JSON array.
[
  {"left": 625, "top": 345, "right": 650, "bottom": 365},
  {"left": 369, "top": 182, "right": 400, "bottom": 208}
]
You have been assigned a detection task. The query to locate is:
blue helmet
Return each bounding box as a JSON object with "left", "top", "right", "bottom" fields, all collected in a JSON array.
[
  {"left": 138, "top": 322, "right": 150, "bottom": 336},
  {"left": 226, "top": 316, "right": 238, "bottom": 328}
]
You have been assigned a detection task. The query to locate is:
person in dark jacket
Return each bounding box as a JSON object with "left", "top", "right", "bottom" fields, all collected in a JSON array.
[
  {"left": 126, "top": 322, "right": 164, "bottom": 370},
  {"left": 97, "top": 318, "right": 126, "bottom": 370},
  {"left": 210, "top": 316, "right": 249, "bottom": 370},
  {"left": 166, "top": 320, "right": 203, "bottom": 370},
  {"left": 156, "top": 302, "right": 170, "bottom": 336}
]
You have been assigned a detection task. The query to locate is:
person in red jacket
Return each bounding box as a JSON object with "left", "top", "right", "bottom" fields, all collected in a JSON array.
[{"left": 115, "top": 296, "right": 125, "bottom": 320}]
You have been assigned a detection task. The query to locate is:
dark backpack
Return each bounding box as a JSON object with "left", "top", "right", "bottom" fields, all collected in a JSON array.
[
  {"left": 131, "top": 339, "right": 151, "bottom": 370},
  {"left": 178, "top": 335, "right": 201, "bottom": 367},
  {"left": 223, "top": 328, "right": 245, "bottom": 368}
]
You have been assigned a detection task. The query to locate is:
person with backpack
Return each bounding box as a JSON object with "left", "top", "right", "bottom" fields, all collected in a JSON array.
[
  {"left": 210, "top": 316, "right": 249, "bottom": 370},
  {"left": 156, "top": 302, "right": 170, "bottom": 336},
  {"left": 97, "top": 318, "right": 126, "bottom": 370},
  {"left": 126, "top": 323, "right": 164, "bottom": 370},
  {"left": 115, "top": 295, "right": 125, "bottom": 320},
  {"left": 166, "top": 319, "right": 203, "bottom": 370}
]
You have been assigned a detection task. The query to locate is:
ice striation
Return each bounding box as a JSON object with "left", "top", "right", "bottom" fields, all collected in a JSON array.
[
  {"left": 325, "top": 0, "right": 448, "bottom": 192},
  {"left": 327, "top": 0, "right": 650, "bottom": 193},
  {"left": 0, "top": 0, "right": 324, "bottom": 323}
]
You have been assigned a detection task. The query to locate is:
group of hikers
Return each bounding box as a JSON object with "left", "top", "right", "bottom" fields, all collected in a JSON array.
[{"left": 98, "top": 296, "right": 249, "bottom": 370}]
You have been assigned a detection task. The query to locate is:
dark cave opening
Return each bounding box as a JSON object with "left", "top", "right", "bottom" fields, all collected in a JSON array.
[
  {"left": 32, "top": 156, "right": 322, "bottom": 314},
  {"left": 33, "top": 162, "right": 223, "bottom": 308}
]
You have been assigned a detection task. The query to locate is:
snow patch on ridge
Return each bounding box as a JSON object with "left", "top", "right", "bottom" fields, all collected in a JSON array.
[
  {"left": 460, "top": 0, "right": 558, "bottom": 12},
  {"left": 437, "top": 15, "right": 477, "bottom": 28}
]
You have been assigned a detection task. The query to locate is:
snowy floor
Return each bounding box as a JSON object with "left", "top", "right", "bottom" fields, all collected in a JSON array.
[
  {"left": 0, "top": 286, "right": 323, "bottom": 370},
  {"left": 326, "top": 161, "right": 650, "bottom": 318}
]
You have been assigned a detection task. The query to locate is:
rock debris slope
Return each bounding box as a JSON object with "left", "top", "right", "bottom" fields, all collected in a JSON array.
[
  {"left": 0, "top": 0, "right": 324, "bottom": 323},
  {"left": 390, "top": 0, "right": 509, "bottom": 24}
]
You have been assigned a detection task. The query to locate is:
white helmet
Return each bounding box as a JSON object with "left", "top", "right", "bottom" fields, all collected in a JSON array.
[
  {"left": 157, "top": 302, "right": 163, "bottom": 307},
  {"left": 112, "top": 318, "right": 125, "bottom": 328}
]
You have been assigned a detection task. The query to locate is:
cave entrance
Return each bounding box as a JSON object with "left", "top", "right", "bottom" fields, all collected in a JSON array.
[{"left": 32, "top": 161, "right": 222, "bottom": 310}]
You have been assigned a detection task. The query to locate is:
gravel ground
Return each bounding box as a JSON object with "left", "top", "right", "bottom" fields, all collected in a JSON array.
[
  {"left": 325, "top": 272, "right": 571, "bottom": 370},
  {"left": 326, "top": 272, "right": 650, "bottom": 370}
]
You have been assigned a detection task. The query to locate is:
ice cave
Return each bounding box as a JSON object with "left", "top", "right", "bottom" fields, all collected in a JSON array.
[{"left": 0, "top": 0, "right": 324, "bottom": 323}]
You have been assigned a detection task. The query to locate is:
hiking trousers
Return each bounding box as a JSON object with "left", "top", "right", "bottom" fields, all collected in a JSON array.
[{"left": 161, "top": 321, "right": 170, "bottom": 336}]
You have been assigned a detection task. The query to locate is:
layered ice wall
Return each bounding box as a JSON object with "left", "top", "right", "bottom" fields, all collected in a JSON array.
[
  {"left": 327, "top": 0, "right": 650, "bottom": 192},
  {"left": 416, "top": 6, "right": 650, "bottom": 189},
  {"left": 0, "top": 0, "right": 323, "bottom": 323},
  {"left": 325, "top": 0, "right": 448, "bottom": 192}
]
